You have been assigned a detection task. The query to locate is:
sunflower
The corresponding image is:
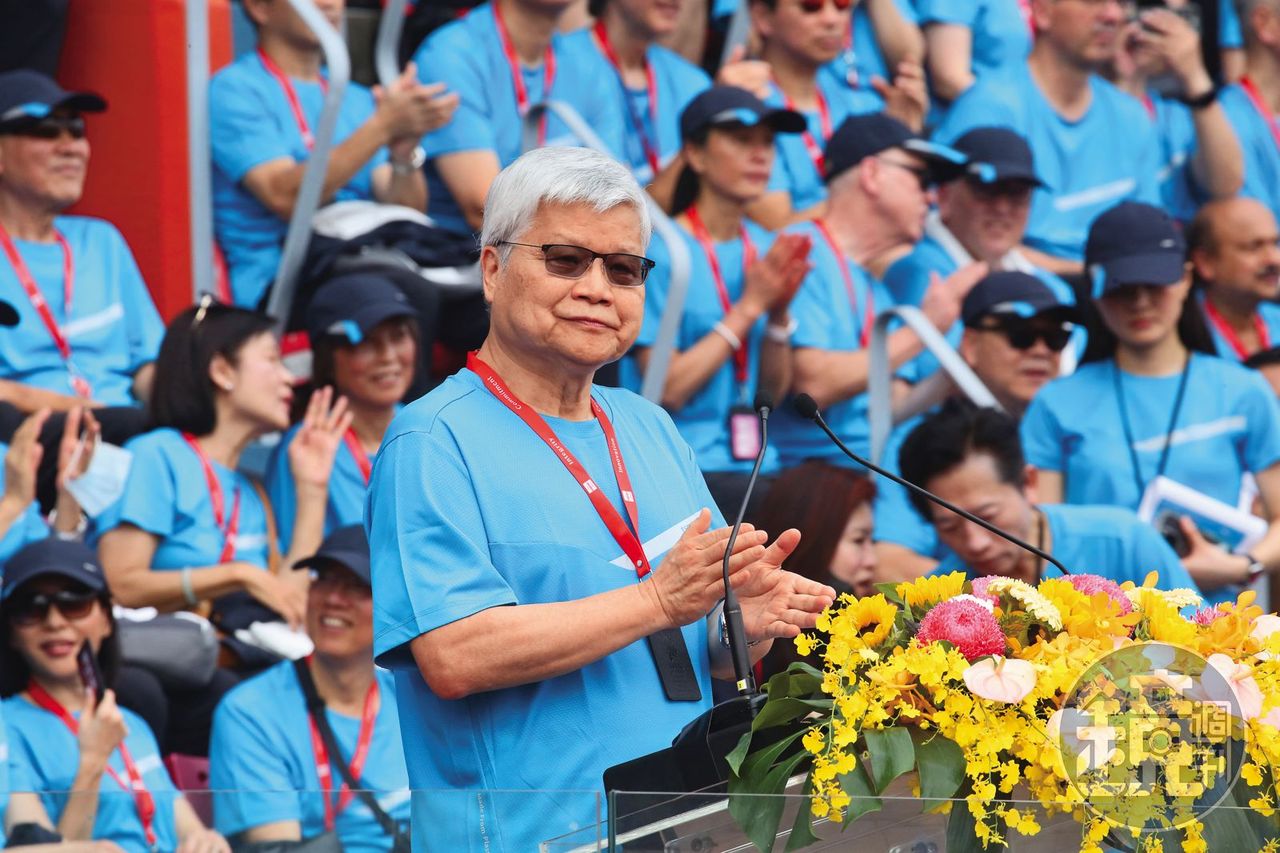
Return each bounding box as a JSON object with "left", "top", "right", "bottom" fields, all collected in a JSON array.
[
  {"left": 829, "top": 593, "right": 899, "bottom": 652},
  {"left": 896, "top": 572, "right": 966, "bottom": 611}
]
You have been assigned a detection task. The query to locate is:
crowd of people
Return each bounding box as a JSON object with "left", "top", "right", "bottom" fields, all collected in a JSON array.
[{"left": 2, "top": 0, "right": 1280, "bottom": 849}]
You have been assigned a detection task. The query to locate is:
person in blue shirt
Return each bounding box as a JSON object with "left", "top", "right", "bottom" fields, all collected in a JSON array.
[
  {"left": 368, "top": 146, "right": 835, "bottom": 852},
  {"left": 822, "top": 0, "right": 923, "bottom": 111},
  {"left": 920, "top": 0, "right": 1032, "bottom": 107},
  {"left": 1187, "top": 198, "right": 1280, "bottom": 363},
  {"left": 899, "top": 402, "right": 1198, "bottom": 591},
  {"left": 211, "top": 0, "right": 457, "bottom": 308},
  {"left": 1221, "top": 0, "right": 1246, "bottom": 82},
  {"left": 932, "top": 0, "right": 1162, "bottom": 273},
  {"left": 212, "top": 525, "right": 409, "bottom": 852},
  {"left": 0, "top": 539, "right": 228, "bottom": 852},
  {"left": 629, "top": 87, "right": 810, "bottom": 517},
  {"left": 1022, "top": 201, "right": 1280, "bottom": 606},
  {"left": 267, "top": 275, "right": 416, "bottom": 551},
  {"left": 410, "top": 0, "right": 628, "bottom": 236}
]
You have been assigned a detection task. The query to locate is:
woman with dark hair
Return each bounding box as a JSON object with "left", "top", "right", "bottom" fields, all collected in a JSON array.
[
  {"left": 1022, "top": 201, "right": 1280, "bottom": 604},
  {"left": 0, "top": 539, "right": 228, "bottom": 851},
  {"left": 630, "top": 86, "right": 813, "bottom": 517}
]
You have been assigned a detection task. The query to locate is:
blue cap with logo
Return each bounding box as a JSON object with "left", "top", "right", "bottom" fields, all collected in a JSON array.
[
  {"left": 952, "top": 127, "right": 1046, "bottom": 188},
  {"left": 2, "top": 538, "right": 107, "bottom": 601},
  {"left": 1085, "top": 201, "right": 1186, "bottom": 299},
  {"left": 962, "top": 271, "right": 1077, "bottom": 326},
  {"left": 678, "top": 85, "right": 806, "bottom": 142},
  {"left": 305, "top": 272, "right": 417, "bottom": 345},
  {"left": 822, "top": 113, "right": 968, "bottom": 185},
  {"left": 294, "top": 524, "right": 371, "bottom": 586},
  {"left": 0, "top": 70, "right": 105, "bottom": 131}
]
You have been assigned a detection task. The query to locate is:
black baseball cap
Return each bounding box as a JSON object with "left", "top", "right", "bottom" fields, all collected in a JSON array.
[
  {"left": 0, "top": 70, "right": 105, "bottom": 131},
  {"left": 0, "top": 299, "right": 18, "bottom": 327},
  {"left": 962, "top": 271, "right": 1078, "bottom": 326},
  {"left": 2, "top": 539, "right": 108, "bottom": 602},
  {"left": 1085, "top": 201, "right": 1186, "bottom": 299},
  {"left": 305, "top": 273, "right": 416, "bottom": 345},
  {"left": 823, "top": 113, "right": 967, "bottom": 184},
  {"left": 952, "top": 127, "right": 1046, "bottom": 188},
  {"left": 679, "top": 86, "right": 806, "bottom": 143},
  {"left": 294, "top": 525, "right": 371, "bottom": 586}
]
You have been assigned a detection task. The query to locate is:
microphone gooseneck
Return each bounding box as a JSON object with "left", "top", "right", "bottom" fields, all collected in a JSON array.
[{"left": 790, "top": 394, "right": 1071, "bottom": 577}]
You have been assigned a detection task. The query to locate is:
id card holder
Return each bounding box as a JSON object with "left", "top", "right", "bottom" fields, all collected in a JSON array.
[
  {"left": 729, "top": 405, "right": 762, "bottom": 462},
  {"left": 646, "top": 628, "right": 702, "bottom": 701}
]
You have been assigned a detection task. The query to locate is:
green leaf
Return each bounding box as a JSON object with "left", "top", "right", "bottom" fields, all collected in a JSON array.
[
  {"left": 751, "top": 697, "right": 832, "bottom": 733},
  {"left": 729, "top": 747, "right": 811, "bottom": 853},
  {"left": 783, "top": 773, "right": 820, "bottom": 852},
  {"left": 944, "top": 796, "right": 987, "bottom": 853},
  {"left": 912, "top": 731, "right": 966, "bottom": 807},
  {"left": 733, "top": 728, "right": 807, "bottom": 793},
  {"left": 837, "top": 761, "right": 883, "bottom": 822},
  {"left": 875, "top": 582, "right": 906, "bottom": 608},
  {"left": 863, "top": 728, "right": 915, "bottom": 794},
  {"left": 780, "top": 662, "right": 822, "bottom": 697},
  {"left": 726, "top": 729, "right": 754, "bottom": 776}
]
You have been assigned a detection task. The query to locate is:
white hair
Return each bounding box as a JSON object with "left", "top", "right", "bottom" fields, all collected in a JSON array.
[{"left": 479, "top": 147, "right": 652, "bottom": 258}]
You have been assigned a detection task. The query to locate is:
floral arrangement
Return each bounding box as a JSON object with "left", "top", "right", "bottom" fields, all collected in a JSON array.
[{"left": 726, "top": 572, "right": 1280, "bottom": 853}]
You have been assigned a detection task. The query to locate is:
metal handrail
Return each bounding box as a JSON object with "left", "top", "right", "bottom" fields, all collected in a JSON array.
[
  {"left": 266, "top": 0, "right": 350, "bottom": 326},
  {"left": 867, "top": 306, "right": 1000, "bottom": 464},
  {"left": 520, "top": 102, "right": 692, "bottom": 405},
  {"left": 374, "top": 0, "right": 409, "bottom": 87},
  {"left": 186, "top": 0, "right": 214, "bottom": 299}
]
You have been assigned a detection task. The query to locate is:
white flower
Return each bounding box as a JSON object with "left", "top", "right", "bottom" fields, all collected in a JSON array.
[
  {"left": 1125, "top": 587, "right": 1202, "bottom": 611},
  {"left": 980, "top": 577, "right": 1063, "bottom": 631},
  {"left": 947, "top": 593, "right": 995, "bottom": 612},
  {"left": 963, "top": 656, "right": 1037, "bottom": 703}
]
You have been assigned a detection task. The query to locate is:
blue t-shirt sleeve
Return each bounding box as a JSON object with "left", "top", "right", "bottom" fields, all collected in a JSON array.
[
  {"left": 932, "top": 78, "right": 1021, "bottom": 143},
  {"left": 104, "top": 437, "right": 178, "bottom": 538},
  {"left": 1020, "top": 391, "right": 1065, "bottom": 473},
  {"left": 107, "top": 226, "right": 164, "bottom": 377},
  {"left": 210, "top": 694, "right": 301, "bottom": 835},
  {"left": 1220, "top": 0, "right": 1243, "bottom": 50},
  {"left": 916, "top": 0, "right": 978, "bottom": 26},
  {"left": 416, "top": 29, "right": 499, "bottom": 158},
  {"left": 264, "top": 436, "right": 298, "bottom": 553},
  {"left": 1239, "top": 371, "right": 1280, "bottom": 474},
  {"left": 210, "top": 69, "right": 295, "bottom": 183}
]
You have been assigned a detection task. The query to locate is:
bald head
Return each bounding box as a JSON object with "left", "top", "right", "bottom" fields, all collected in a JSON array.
[{"left": 1189, "top": 197, "right": 1280, "bottom": 303}]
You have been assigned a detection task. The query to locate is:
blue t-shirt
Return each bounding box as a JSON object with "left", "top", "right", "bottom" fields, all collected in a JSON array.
[
  {"left": 0, "top": 217, "right": 162, "bottom": 406},
  {"left": 210, "top": 662, "right": 409, "bottom": 852},
  {"left": 821, "top": 0, "right": 919, "bottom": 109},
  {"left": 413, "top": 3, "right": 627, "bottom": 235},
  {"left": 930, "top": 503, "right": 1197, "bottom": 591},
  {"left": 368, "top": 369, "right": 720, "bottom": 852},
  {"left": 211, "top": 52, "right": 386, "bottom": 308},
  {"left": 916, "top": 0, "right": 1032, "bottom": 87},
  {"left": 4, "top": 697, "right": 178, "bottom": 853},
  {"left": 771, "top": 221, "right": 893, "bottom": 466},
  {"left": 96, "top": 428, "right": 272, "bottom": 570},
  {"left": 1220, "top": 82, "right": 1280, "bottom": 225},
  {"left": 934, "top": 72, "right": 1161, "bottom": 261},
  {"left": 1148, "top": 92, "right": 1204, "bottom": 223},
  {"left": 872, "top": 412, "right": 949, "bottom": 560},
  {"left": 1197, "top": 291, "right": 1280, "bottom": 363},
  {"left": 1221, "top": 0, "right": 1243, "bottom": 50}
]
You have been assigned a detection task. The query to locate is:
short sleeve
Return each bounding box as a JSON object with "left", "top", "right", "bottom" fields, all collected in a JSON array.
[
  {"left": 416, "top": 30, "right": 499, "bottom": 158},
  {"left": 264, "top": 433, "right": 298, "bottom": 551},
  {"left": 1020, "top": 392, "right": 1065, "bottom": 473},
  {"left": 209, "top": 695, "right": 300, "bottom": 836},
  {"left": 916, "top": 0, "right": 979, "bottom": 27},
  {"left": 101, "top": 438, "right": 178, "bottom": 538},
  {"left": 1220, "top": 0, "right": 1243, "bottom": 50},
  {"left": 210, "top": 70, "right": 295, "bottom": 183},
  {"left": 1238, "top": 371, "right": 1280, "bottom": 474}
]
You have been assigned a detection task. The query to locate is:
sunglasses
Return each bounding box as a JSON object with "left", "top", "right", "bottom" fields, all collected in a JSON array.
[
  {"left": 9, "top": 588, "right": 99, "bottom": 628},
  {"left": 500, "top": 242, "right": 656, "bottom": 288},
  {"left": 973, "top": 318, "right": 1074, "bottom": 352},
  {"left": 2, "top": 115, "right": 86, "bottom": 140},
  {"left": 798, "top": 0, "right": 854, "bottom": 12}
]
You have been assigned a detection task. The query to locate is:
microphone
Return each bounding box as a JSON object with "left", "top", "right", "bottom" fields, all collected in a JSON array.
[
  {"left": 721, "top": 391, "right": 774, "bottom": 698},
  {"left": 791, "top": 394, "right": 1071, "bottom": 576}
]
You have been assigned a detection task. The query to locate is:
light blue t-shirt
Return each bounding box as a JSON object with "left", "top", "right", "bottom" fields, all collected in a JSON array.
[
  {"left": 413, "top": 3, "right": 627, "bottom": 235},
  {"left": 1147, "top": 91, "right": 1205, "bottom": 223},
  {"left": 0, "top": 217, "right": 162, "bottom": 406},
  {"left": 771, "top": 221, "right": 893, "bottom": 466},
  {"left": 934, "top": 72, "right": 1161, "bottom": 261},
  {"left": 368, "top": 369, "right": 720, "bottom": 853},
  {"left": 872, "top": 412, "right": 950, "bottom": 560},
  {"left": 97, "top": 428, "right": 272, "bottom": 570},
  {"left": 821, "top": 0, "right": 919, "bottom": 109},
  {"left": 1197, "top": 291, "right": 1280, "bottom": 363},
  {"left": 917, "top": 0, "right": 1032, "bottom": 88},
  {"left": 1220, "top": 82, "right": 1280, "bottom": 225},
  {"left": 1221, "top": 0, "right": 1243, "bottom": 51},
  {"left": 210, "top": 662, "right": 409, "bottom": 852},
  {"left": 4, "top": 697, "right": 178, "bottom": 853},
  {"left": 210, "top": 52, "right": 386, "bottom": 308}
]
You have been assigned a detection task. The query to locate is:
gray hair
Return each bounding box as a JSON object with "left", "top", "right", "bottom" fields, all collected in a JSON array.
[{"left": 479, "top": 147, "right": 652, "bottom": 258}]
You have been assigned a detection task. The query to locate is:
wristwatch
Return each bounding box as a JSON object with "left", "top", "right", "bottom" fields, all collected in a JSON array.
[
  {"left": 1180, "top": 87, "right": 1218, "bottom": 111},
  {"left": 1244, "top": 553, "right": 1266, "bottom": 585},
  {"left": 391, "top": 145, "right": 426, "bottom": 176}
]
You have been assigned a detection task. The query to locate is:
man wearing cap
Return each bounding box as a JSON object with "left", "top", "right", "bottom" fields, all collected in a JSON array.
[
  {"left": 769, "top": 112, "right": 985, "bottom": 467},
  {"left": 211, "top": 525, "right": 410, "bottom": 851},
  {"left": 1187, "top": 197, "right": 1280, "bottom": 362}
]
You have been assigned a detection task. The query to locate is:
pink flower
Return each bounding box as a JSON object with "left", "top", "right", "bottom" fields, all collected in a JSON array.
[
  {"left": 916, "top": 598, "right": 1006, "bottom": 662},
  {"left": 1207, "top": 653, "right": 1263, "bottom": 721},
  {"left": 1192, "top": 605, "right": 1228, "bottom": 626},
  {"left": 1066, "top": 574, "right": 1133, "bottom": 615},
  {"left": 968, "top": 577, "right": 1000, "bottom": 605},
  {"left": 963, "top": 656, "right": 1037, "bottom": 703}
]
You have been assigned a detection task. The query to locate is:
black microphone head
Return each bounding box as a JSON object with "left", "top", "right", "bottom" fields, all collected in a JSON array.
[
  {"left": 792, "top": 394, "right": 820, "bottom": 421},
  {"left": 753, "top": 391, "right": 775, "bottom": 413}
]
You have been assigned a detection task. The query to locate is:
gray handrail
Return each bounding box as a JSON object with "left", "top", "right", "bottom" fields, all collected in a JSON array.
[
  {"left": 186, "top": 0, "right": 214, "bottom": 299},
  {"left": 520, "top": 102, "right": 692, "bottom": 404},
  {"left": 266, "top": 0, "right": 350, "bottom": 326},
  {"left": 719, "top": 0, "right": 753, "bottom": 68},
  {"left": 867, "top": 306, "right": 1000, "bottom": 464},
  {"left": 374, "top": 0, "right": 409, "bottom": 87}
]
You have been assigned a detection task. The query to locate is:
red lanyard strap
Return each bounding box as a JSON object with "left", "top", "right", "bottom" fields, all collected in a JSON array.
[
  {"left": 343, "top": 428, "right": 373, "bottom": 484},
  {"left": 594, "top": 21, "right": 660, "bottom": 176},
  {"left": 27, "top": 681, "right": 158, "bottom": 847},
  {"left": 776, "top": 82, "right": 831, "bottom": 179},
  {"left": 1204, "top": 297, "right": 1271, "bottom": 360},
  {"left": 182, "top": 433, "right": 242, "bottom": 564},
  {"left": 0, "top": 223, "right": 92, "bottom": 399},
  {"left": 467, "top": 353, "right": 652, "bottom": 577},
  {"left": 1241, "top": 77, "right": 1280, "bottom": 155},
  {"left": 494, "top": 3, "right": 556, "bottom": 148},
  {"left": 814, "top": 219, "right": 874, "bottom": 348},
  {"left": 304, "top": 663, "right": 380, "bottom": 832},
  {"left": 686, "top": 206, "right": 757, "bottom": 385},
  {"left": 258, "top": 49, "right": 329, "bottom": 151}
]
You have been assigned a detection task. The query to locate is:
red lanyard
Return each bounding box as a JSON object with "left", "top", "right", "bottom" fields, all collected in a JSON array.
[
  {"left": 493, "top": 3, "right": 556, "bottom": 147},
  {"left": 258, "top": 49, "right": 329, "bottom": 150},
  {"left": 1204, "top": 297, "right": 1271, "bottom": 360},
  {"left": 1141, "top": 92, "right": 1156, "bottom": 120},
  {"left": 0, "top": 223, "right": 91, "bottom": 399},
  {"left": 686, "top": 206, "right": 756, "bottom": 385},
  {"left": 467, "top": 353, "right": 652, "bottom": 578},
  {"left": 343, "top": 428, "right": 373, "bottom": 484},
  {"left": 814, "top": 219, "right": 873, "bottom": 348},
  {"left": 777, "top": 82, "right": 831, "bottom": 179},
  {"left": 182, "top": 433, "right": 242, "bottom": 564},
  {"left": 1240, "top": 77, "right": 1280, "bottom": 156},
  {"left": 26, "top": 681, "right": 158, "bottom": 847},
  {"left": 594, "top": 21, "right": 660, "bottom": 176},
  {"left": 305, "top": 662, "right": 380, "bottom": 832}
]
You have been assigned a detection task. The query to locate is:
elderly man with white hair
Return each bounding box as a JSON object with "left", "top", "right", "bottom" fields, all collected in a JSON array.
[{"left": 367, "top": 147, "right": 835, "bottom": 852}]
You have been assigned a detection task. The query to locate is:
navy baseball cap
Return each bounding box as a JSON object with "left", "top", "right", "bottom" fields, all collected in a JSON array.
[
  {"left": 305, "top": 273, "right": 416, "bottom": 345},
  {"left": 679, "top": 86, "right": 806, "bottom": 142},
  {"left": 2, "top": 539, "right": 107, "bottom": 601},
  {"left": 0, "top": 70, "right": 105, "bottom": 131},
  {"left": 823, "top": 113, "right": 967, "bottom": 184},
  {"left": 952, "top": 127, "right": 1045, "bottom": 188},
  {"left": 294, "top": 524, "right": 371, "bottom": 586},
  {"left": 962, "top": 271, "right": 1077, "bottom": 326},
  {"left": 0, "top": 299, "right": 18, "bottom": 327},
  {"left": 1085, "top": 201, "right": 1186, "bottom": 299}
]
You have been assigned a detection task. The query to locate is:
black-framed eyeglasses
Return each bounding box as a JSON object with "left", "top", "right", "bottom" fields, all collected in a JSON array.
[
  {"left": 0, "top": 115, "right": 86, "bottom": 141},
  {"left": 500, "top": 242, "right": 656, "bottom": 288},
  {"left": 309, "top": 564, "right": 372, "bottom": 599},
  {"left": 875, "top": 156, "right": 933, "bottom": 190},
  {"left": 9, "top": 588, "right": 99, "bottom": 628},
  {"left": 973, "top": 317, "right": 1074, "bottom": 352}
]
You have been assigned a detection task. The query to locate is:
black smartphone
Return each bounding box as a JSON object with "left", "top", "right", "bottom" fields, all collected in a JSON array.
[
  {"left": 76, "top": 641, "right": 104, "bottom": 704},
  {"left": 1157, "top": 511, "right": 1191, "bottom": 558}
]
